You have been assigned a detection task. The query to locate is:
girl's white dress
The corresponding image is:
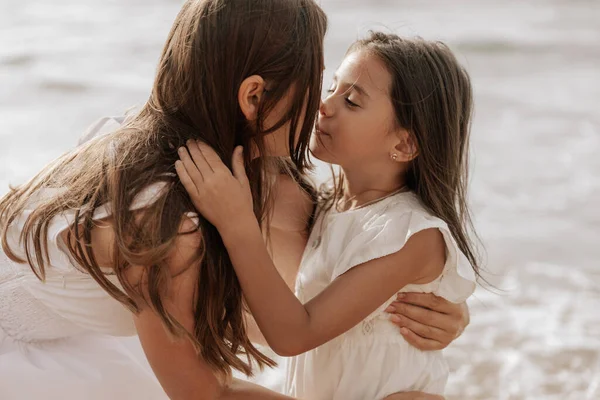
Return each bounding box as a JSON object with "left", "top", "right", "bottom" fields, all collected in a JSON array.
[
  {"left": 284, "top": 191, "right": 477, "bottom": 399},
  {"left": 0, "top": 117, "right": 168, "bottom": 399}
]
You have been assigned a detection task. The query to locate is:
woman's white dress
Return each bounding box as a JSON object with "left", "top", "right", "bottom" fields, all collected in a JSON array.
[{"left": 0, "top": 117, "right": 168, "bottom": 399}]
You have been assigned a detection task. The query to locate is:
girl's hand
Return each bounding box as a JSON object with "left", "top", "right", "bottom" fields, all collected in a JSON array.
[
  {"left": 175, "top": 140, "right": 255, "bottom": 233},
  {"left": 385, "top": 293, "right": 470, "bottom": 351},
  {"left": 384, "top": 392, "right": 444, "bottom": 400}
]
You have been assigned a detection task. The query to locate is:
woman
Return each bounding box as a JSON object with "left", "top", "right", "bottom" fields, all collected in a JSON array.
[{"left": 0, "top": 0, "right": 466, "bottom": 398}]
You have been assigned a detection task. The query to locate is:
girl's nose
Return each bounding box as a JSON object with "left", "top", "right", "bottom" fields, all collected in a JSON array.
[{"left": 319, "top": 98, "right": 333, "bottom": 117}]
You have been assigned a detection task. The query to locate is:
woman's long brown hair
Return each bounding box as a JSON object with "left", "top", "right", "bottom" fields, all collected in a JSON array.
[
  {"left": 320, "top": 32, "right": 482, "bottom": 280},
  {"left": 0, "top": 0, "right": 327, "bottom": 378}
]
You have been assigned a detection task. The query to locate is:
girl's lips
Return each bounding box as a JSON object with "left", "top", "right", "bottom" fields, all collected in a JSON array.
[{"left": 315, "top": 125, "right": 330, "bottom": 136}]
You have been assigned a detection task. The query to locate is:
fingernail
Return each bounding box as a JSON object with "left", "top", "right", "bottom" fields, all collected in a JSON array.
[
  {"left": 384, "top": 306, "right": 394, "bottom": 313},
  {"left": 178, "top": 147, "right": 185, "bottom": 154},
  {"left": 397, "top": 293, "right": 406, "bottom": 299},
  {"left": 390, "top": 315, "right": 402, "bottom": 323},
  {"left": 400, "top": 327, "right": 409, "bottom": 335}
]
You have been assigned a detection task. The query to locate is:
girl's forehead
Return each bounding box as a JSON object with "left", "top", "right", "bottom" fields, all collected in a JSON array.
[{"left": 337, "top": 50, "right": 392, "bottom": 96}]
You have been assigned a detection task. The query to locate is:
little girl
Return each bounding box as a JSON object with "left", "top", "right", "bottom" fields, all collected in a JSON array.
[{"left": 176, "top": 32, "right": 479, "bottom": 398}]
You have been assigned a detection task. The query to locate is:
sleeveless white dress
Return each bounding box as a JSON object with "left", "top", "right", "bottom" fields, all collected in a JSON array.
[
  {"left": 0, "top": 117, "right": 169, "bottom": 399},
  {"left": 284, "top": 191, "right": 477, "bottom": 399}
]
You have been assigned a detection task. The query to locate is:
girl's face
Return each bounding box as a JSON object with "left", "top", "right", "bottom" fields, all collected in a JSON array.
[{"left": 310, "top": 49, "right": 401, "bottom": 168}]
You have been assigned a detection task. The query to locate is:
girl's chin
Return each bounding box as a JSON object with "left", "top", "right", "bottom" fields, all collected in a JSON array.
[
  {"left": 309, "top": 146, "right": 335, "bottom": 165},
  {"left": 309, "top": 140, "right": 326, "bottom": 160}
]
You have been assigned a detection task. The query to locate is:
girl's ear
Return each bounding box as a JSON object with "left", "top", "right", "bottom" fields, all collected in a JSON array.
[{"left": 390, "top": 129, "right": 418, "bottom": 162}]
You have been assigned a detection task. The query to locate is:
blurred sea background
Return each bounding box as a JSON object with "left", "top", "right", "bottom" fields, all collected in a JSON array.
[{"left": 1, "top": 1, "right": 599, "bottom": 399}]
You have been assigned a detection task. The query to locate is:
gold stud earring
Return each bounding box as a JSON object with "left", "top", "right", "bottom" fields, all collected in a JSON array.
[{"left": 391, "top": 153, "right": 398, "bottom": 161}]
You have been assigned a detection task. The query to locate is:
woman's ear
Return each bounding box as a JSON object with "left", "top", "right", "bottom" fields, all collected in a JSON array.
[
  {"left": 391, "top": 129, "right": 419, "bottom": 162},
  {"left": 238, "top": 75, "right": 267, "bottom": 121}
]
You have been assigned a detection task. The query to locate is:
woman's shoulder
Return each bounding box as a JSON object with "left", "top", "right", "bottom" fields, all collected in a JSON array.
[
  {"left": 271, "top": 173, "right": 315, "bottom": 233},
  {"left": 78, "top": 109, "right": 137, "bottom": 146}
]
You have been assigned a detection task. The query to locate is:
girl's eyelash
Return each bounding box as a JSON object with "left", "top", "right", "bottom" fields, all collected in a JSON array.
[
  {"left": 345, "top": 98, "right": 358, "bottom": 107},
  {"left": 327, "top": 87, "right": 359, "bottom": 107}
]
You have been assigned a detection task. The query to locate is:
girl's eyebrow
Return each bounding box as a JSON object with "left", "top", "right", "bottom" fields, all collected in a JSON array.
[{"left": 332, "top": 74, "right": 370, "bottom": 98}]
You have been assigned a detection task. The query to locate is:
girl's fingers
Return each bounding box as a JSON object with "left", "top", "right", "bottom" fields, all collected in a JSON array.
[
  {"left": 175, "top": 160, "right": 199, "bottom": 195},
  {"left": 177, "top": 146, "right": 204, "bottom": 186},
  {"left": 196, "top": 140, "right": 229, "bottom": 173},
  {"left": 231, "top": 146, "right": 249, "bottom": 186},
  {"left": 185, "top": 140, "right": 213, "bottom": 174}
]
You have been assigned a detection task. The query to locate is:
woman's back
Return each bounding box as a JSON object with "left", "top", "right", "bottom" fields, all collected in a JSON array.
[
  {"left": 1, "top": 193, "right": 125, "bottom": 342},
  {"left": 0, "top": 181, "right": 171, "bottom": 340},
  {"left": 0, "top": 184, "right": 168, "bottom": 400}
]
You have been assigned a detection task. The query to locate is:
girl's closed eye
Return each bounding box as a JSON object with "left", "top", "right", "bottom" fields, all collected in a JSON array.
[
  {"left": 327, "top": 86, "right": 359, "bottom": 108},
  {"left": 345, "top": 97, "right": 359, "bottom": 108}
]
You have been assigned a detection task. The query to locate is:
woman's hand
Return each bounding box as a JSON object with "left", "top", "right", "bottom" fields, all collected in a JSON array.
[
  {"left": 383, "top": 392, "right": 444, "bottom": 400},
  {"left": 175, "top": 140, "right": 254, "bottom": 234},
  {"left": 385, "top": 292, "right": 470, "bottom": 351}
]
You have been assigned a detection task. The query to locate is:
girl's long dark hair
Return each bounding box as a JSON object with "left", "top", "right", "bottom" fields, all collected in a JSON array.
[{"left": 321, "top": 32, "right": 482, "bottom": 280}]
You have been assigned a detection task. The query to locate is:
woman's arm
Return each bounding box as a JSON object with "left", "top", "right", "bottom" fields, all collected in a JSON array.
[
  {"left": 129, "top": 222, "right": 220, "bottom": 399},
  {"left": 175, "top": 142, "right": 446, "bottom": 356},
  {"left": 384, "top": 393, "right": 444, "bottom": 400},
  {"left": 386, "top": 293, "right": 470, "bottom": 350},
  {"left": 122, "top": 218, "right": 297, "bottom": 399},
  {"left": 221, "top": 380, "right": 295, "bottom": 400}
]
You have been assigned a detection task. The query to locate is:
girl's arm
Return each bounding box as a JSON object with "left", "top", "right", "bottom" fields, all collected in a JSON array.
[
  {"left": 243, "top": 220, "right": 307, "bottom": 346},
  {"left": 249, "top": 169, "right": 469, "bottom": 352},
  {"left": 86, "top": 115, "right": 469, "bottom": 352},
  {"left": 220, "top": 214, "right": 445, "bottom": 356},
  {"left": 246, "top": 172, "right": 312, "bottom": 345},
  {"left": 264, "top": 173, "right": 312, "bottom": 290},
  {"left": 175, "top": 142, "right": 446, "bottom": 356}
]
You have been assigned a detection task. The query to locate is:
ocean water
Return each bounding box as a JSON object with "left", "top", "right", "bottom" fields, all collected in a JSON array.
[{"left": 1, "top": 1, "right": 599, "bottom": 399}]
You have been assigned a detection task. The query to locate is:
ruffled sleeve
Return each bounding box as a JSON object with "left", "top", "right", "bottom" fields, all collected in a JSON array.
[
  {"left": 433, "top": 226, "right": 476, "bottom": 303},
  {"left": 330, "top": 209, "right": 476, "bottom": 304}
]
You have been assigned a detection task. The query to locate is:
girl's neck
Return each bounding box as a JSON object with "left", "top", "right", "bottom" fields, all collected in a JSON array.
[{"left": 339, "top": 165, "right": 407, "bottom": 212}]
